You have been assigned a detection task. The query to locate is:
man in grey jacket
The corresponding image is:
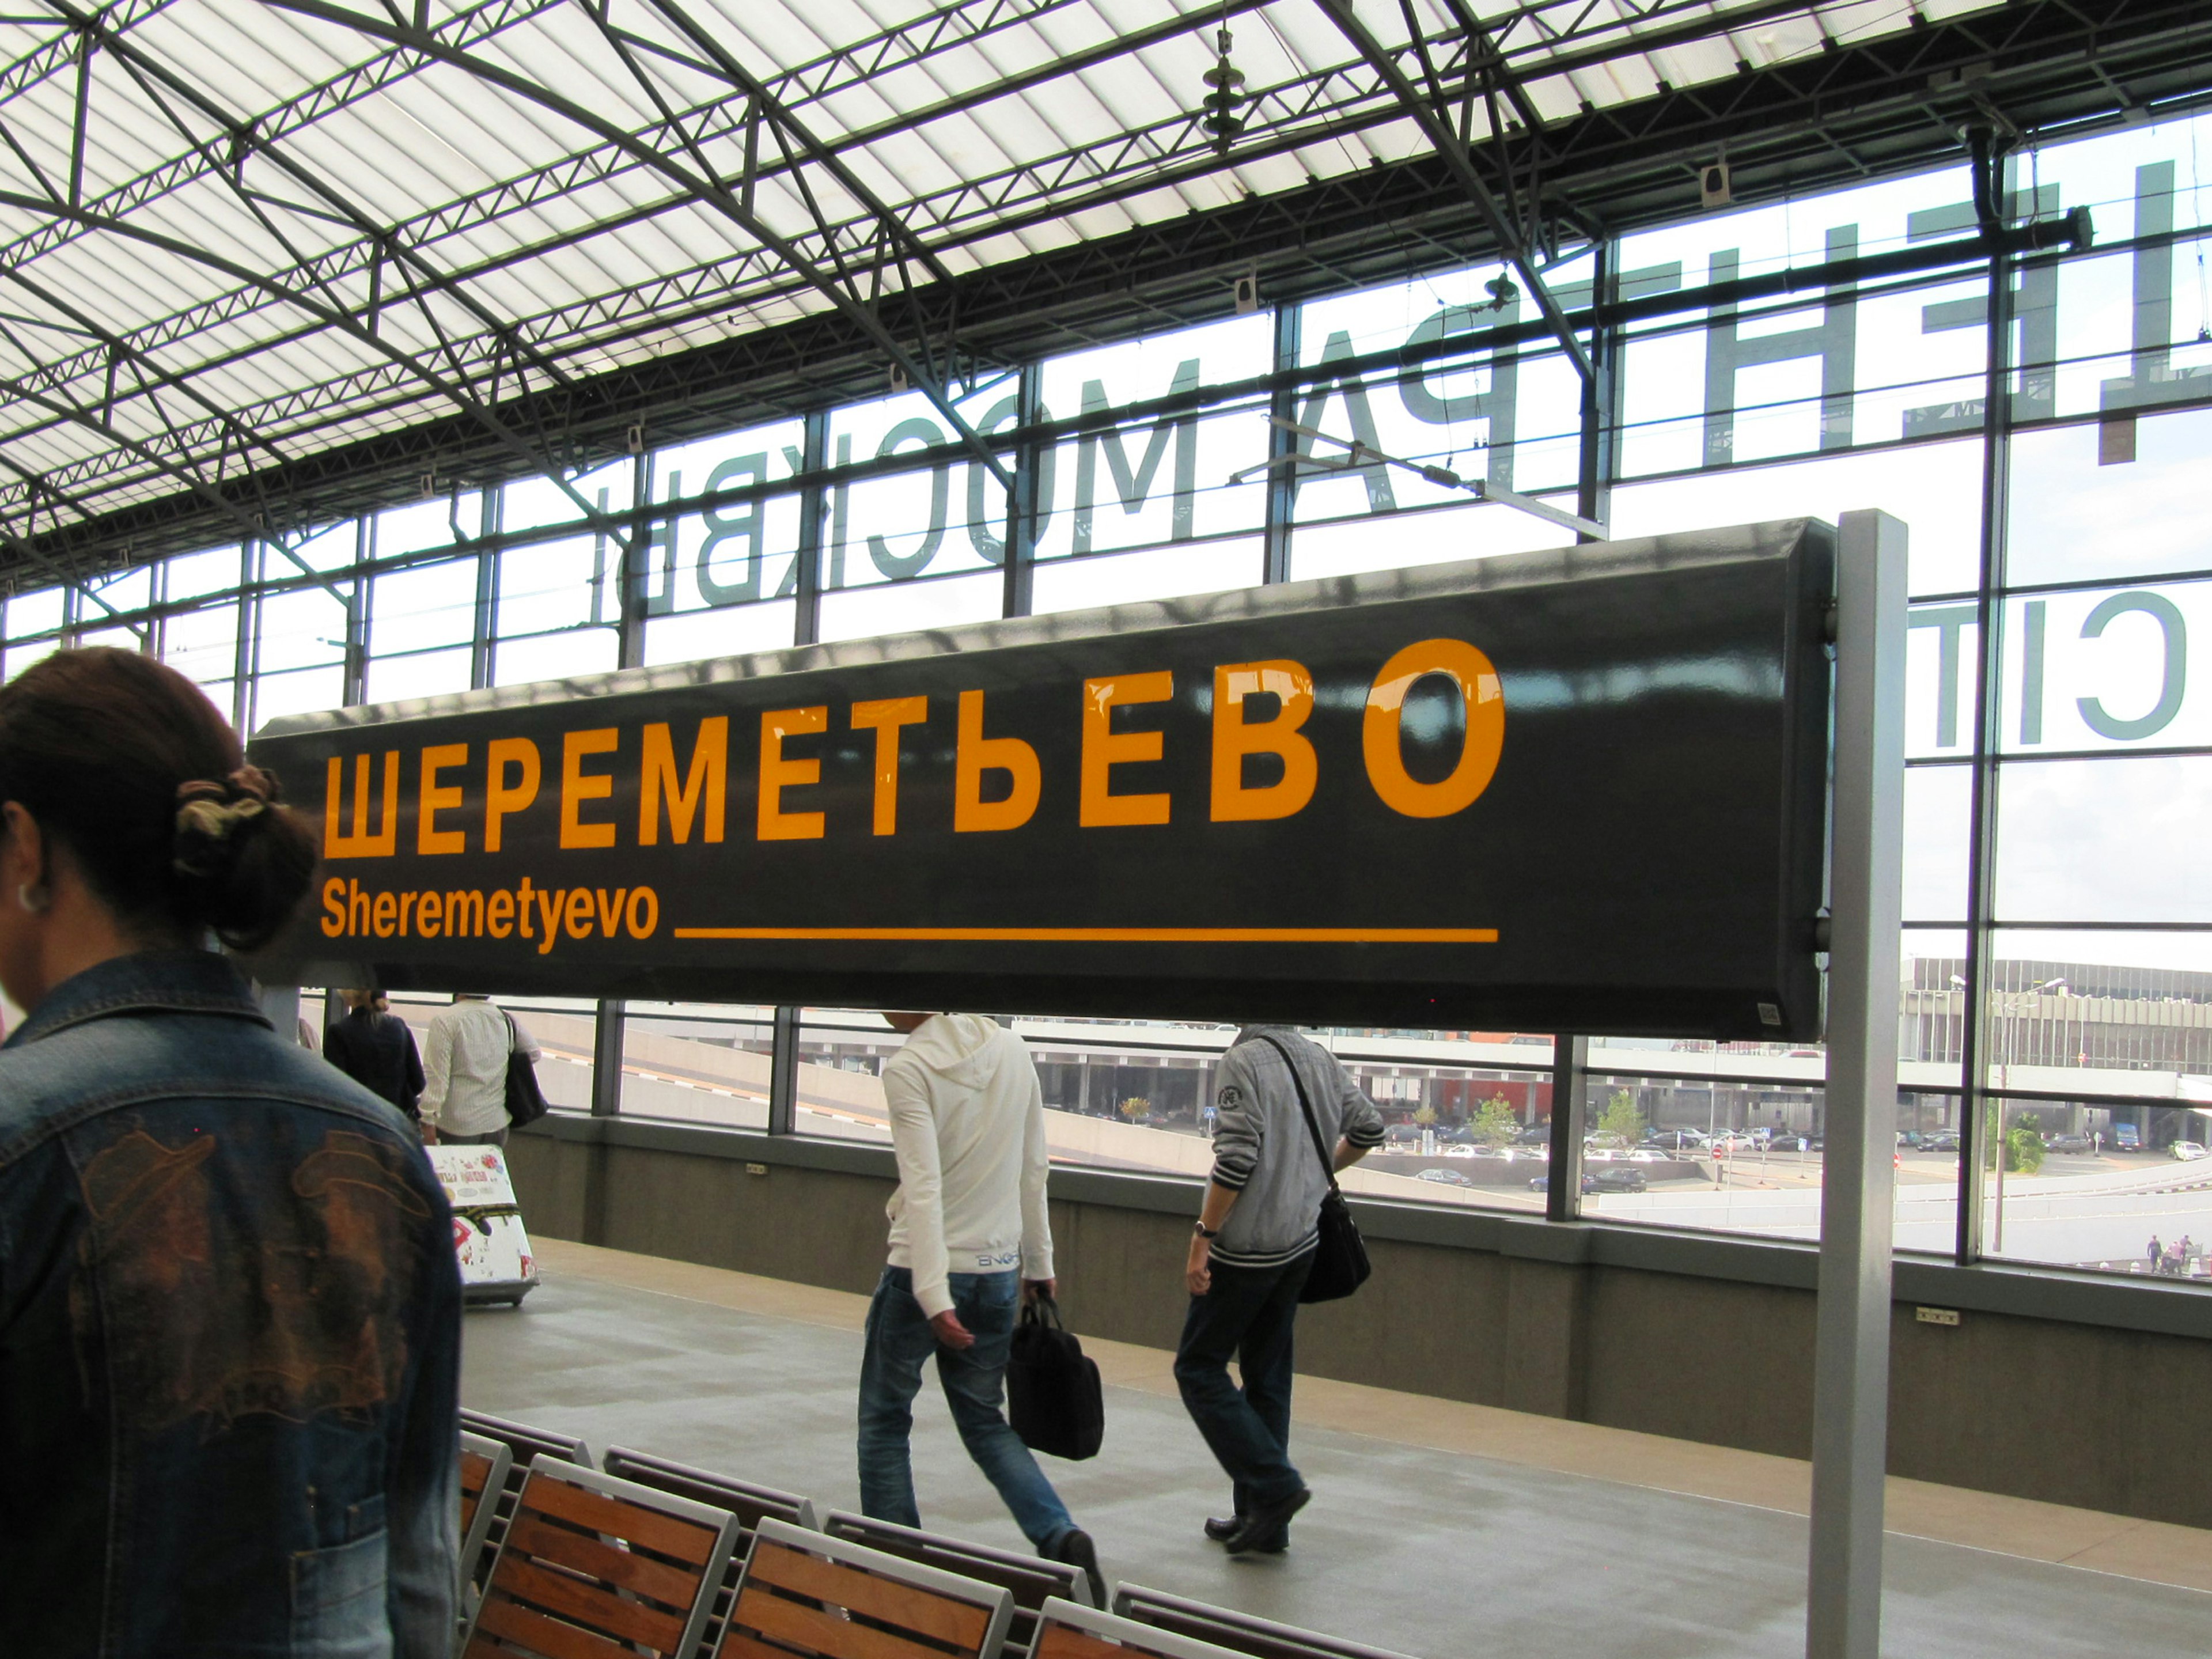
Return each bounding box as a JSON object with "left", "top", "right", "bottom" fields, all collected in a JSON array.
[{"left": 1176, "top": 1024, "right": 1384, "bottom": 1554}]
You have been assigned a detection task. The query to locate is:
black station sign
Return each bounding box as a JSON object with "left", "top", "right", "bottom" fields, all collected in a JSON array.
[{"left": 248, "top": 521, "right": 1835, "bottom": 1037}]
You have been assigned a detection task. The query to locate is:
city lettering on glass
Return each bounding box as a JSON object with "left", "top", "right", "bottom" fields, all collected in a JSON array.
[
  {"left": 1912, "top": 589, "right": 2189, "bottom": 749},
  {"left": 608, "top": 165, "right": 2200, "bottom": 615},
  {"left": 248, "top": 520, "right": 1834, "bottom": 1037}
]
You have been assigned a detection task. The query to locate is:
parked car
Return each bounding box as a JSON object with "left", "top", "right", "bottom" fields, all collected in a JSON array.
[
  {"left": 2047, "top": 1133, "right": 2094, "bottom": 1154},
  {"left": 1416, "top": 1167, "right": 1474, "bottom": 1186},
  {"left": 1384, "top": 1123, "right": 1425, "bottom": 1145},
  {"left": 2170, "top": 1141, "right": 2209, "bottom": 1161},
  {"left": 1526, "top": 1171, "right": 1648, "bottom": 1194},
  {"left": 1513, "top": 1126, "right": 1551, "bottom": 1147},
  {"left": 1922, "top": 1131, "right": 1960, "bottom": 1154},
  {"left": 1643, "top": 1129, "right": 1707, "bottom": 1151},
  {"left": 1769, "top": 1134, "right": 1815, "bottom": 1152}
]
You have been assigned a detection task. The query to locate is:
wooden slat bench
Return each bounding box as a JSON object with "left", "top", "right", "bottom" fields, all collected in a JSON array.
[
  {"left": 724, "top": 1516, "right": 1014, "bottom": 1659},
  {"left": 457, "top": 1430, "right": 513, "bottom": 1597},
  {"left": 458, "top": 1408, "right": 595, "bottom": 1570},
  {"left": 821, "top": 1506, "right": 1091, "bottom": 1657},
  {"left": 603, "top": 1447, "right": 819, "bottom": 1541},
  {"left": 459, "top": 1455, "right": 740, "bottom": 1659},
  {"left": 1108, "top": 1586, "right": 1419, "bottom": 1659},
  {"left": 603, "top": 1448, "right": 821, "bottom": 1658},
  {"left": 459, "top": 1407, "right": 594, "bottom": 1471},
  {"left": 1029, "top": 1599, "right": 1252, "bottom": 1659}
]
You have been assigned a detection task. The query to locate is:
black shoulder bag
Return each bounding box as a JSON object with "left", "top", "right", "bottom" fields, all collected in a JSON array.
[
  {"left": 502, "top": 1010, "right": 551, "bottom": 1130},
  {"left": 1006, "top": 1295, "right": 1105, "bottom": 1460},
  {"left": 1255, "top": 1033, "right": 1371, "bottom": 1304}
]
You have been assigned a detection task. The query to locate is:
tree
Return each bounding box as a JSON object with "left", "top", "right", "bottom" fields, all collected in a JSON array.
[
  {"left": 1410, "top": 1101, "right": 1438, "bottom": 1127},
  {"left": 1118, "top": 1096, "right": 1151, "bottom": 1123},
  {"left": 1984, "top": 1102, "right": 2046, "bottom": 1175},
  {"left": 1594, "top": 1088, "right": 1645, "bottom": 1145},
  {"left": 1471, "top": 1094, "right": 1520, "bottom": 1150}
]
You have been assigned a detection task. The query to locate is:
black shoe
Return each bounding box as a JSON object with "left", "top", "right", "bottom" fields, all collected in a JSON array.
[
  {"left": 1225, "top": 1487, "right": 1309, "bottom": 1556},
  {"left": 1049, "top": 1528, "right": 1107, "bottom": 1607},
  {"left": 1205, "top": 1514, "right": 1287, "bottom": 1552}
]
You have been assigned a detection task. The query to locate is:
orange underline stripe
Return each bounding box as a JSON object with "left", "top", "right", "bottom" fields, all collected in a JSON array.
[{"left": 670, "top": 926, "right": 1498, "bottom": 943}]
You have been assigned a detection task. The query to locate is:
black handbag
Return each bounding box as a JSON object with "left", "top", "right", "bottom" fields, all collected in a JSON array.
[
  {"left": 1006, "top": 1295, "right": 1104, "bottom": 1461},
  {"left": 1255, "top": 1033, "right": 1372, "bottom": 1304},
  {"left": 502, "top": 1010, "right": 551, "bottom": 1130}
]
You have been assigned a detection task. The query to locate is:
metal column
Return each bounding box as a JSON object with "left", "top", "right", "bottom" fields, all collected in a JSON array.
[
  {"left": 768, "top": 1005, "right": 800, "bottom": 1135},
  {"left": 613, "top": 454, "right": 648, "bottom": 671},
  {"left": 340, "top": 516, "right": 369, "bottom": 707},
  {"left": 591, "top": 999, "right": 626, "bottom": 1116},
  {"left": 1574, "top": 239, "right": 1619, "bottom": 539},
  {"left": 259, "top": 983, "right": 304, "bottom": 1045},
  {"left": 1261, "top": 302, "right": 1300, "bottom": 584},
  {"left": 1805, "top": 508, "right": 1908, "bottom": 1659},
  {"left": 1956, "top": 151, "right": 2018, "bottom": 1264},
  {"left": 1001, "top": 362, "right": 1043, "bottom": 619},
  {"left": 230, "top": 537, "right": 257, "bottom": 733},
  {"left": 470, "top": 488, "right": 500, "bottom": 690},
  {"left": 1545, "top": 1034, "right": 1588, "bottom": 1222},
  {"left": 794, "top": 411, "right": 828, "bottom": 647}
]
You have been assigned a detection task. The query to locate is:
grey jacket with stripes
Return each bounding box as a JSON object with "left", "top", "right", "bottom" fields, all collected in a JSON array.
[{"left": 1206, "top": 1026, "right": 1385, "bottom": 1269}]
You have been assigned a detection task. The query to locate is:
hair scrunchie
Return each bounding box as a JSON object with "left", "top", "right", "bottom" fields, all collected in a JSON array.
[{"left": 174, "top": 765, "right": 281, "bottom": 878}]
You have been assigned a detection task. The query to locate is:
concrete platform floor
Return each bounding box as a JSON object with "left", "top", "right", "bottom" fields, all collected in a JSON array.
[{"left": 461, "top": 1239, "right": 2212, "bottom": 1658}]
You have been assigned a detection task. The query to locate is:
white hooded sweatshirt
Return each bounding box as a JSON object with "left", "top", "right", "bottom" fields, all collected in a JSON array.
[{"left": 882, "top": 1013, "right": 1054, "bottom": 1319}]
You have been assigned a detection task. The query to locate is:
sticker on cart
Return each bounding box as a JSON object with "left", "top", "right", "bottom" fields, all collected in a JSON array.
[
  {"left": 425, "top": 1145, "right": 518, "bottom": 1207},
  {"left": 453, "top": 1212, "right": 537, "bottom": 1287}
]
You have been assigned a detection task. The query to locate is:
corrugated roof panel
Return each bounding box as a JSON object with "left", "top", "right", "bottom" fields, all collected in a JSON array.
[{"left": 0, "top": 0, "right": 2050, "bottom": 545}]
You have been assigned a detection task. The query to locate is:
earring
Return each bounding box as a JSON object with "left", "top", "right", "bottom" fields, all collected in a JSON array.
[{"left": 17, "top": 882, "right": 48, "bottom": 914}]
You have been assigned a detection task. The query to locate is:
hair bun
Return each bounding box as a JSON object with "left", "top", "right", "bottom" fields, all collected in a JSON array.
[
  {"left": 171, "top": 763, "right": 316, "bottom": 950},
  {"left": 173, "top": 766, "right": 279, "bottom": 880}
]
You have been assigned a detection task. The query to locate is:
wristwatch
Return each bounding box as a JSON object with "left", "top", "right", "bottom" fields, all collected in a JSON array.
[{"left": 1194, "top": 1222, "right": 1220, "bottom": 1239}]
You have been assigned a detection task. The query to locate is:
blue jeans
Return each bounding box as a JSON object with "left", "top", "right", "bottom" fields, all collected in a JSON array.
[
  {"left": 858, "top": 1267, "right": 1075, "bottom": 1551},
  {"left": 1173, "top": 1252, "right": 1313, "bottom": 1514}
]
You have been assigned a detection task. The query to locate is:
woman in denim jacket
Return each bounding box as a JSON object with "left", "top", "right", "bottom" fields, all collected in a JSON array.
[{"left": 0, "top": 649, "right": 460, "bottom": 1658}]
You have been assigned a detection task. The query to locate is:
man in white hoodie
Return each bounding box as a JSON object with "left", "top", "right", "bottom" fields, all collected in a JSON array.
[{"left": 858, "top": 1011, "right": 1101, "bottom": 1599}]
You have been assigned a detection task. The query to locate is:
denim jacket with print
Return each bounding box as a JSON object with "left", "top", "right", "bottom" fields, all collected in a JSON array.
[{"left": 0, "top": 950, "right": 460, "bottom": 1658}]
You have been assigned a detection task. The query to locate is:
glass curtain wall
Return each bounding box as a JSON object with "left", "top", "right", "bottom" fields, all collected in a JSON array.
[{"left": 12, "top": 112, "right": 2212, "bottom": 1281}]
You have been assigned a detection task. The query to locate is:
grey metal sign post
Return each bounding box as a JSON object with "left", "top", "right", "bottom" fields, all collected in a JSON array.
[{"left": 1806, "top": 510, "right": 1908, "bottom": 1658}]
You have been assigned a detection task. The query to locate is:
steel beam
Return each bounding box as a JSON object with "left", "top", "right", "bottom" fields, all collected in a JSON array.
[
  {"left": 1312, "top": 0, "right": 1592, "bottom": 382},
  {"left": 266, "top": 0, "right": 1015, "bottom": 491},
  {"left": 0, "top": 189, "right": 634, "bottom": 551},
  {"left": 1805, "top": 508, "right": 1908, "bottom": 1659}
]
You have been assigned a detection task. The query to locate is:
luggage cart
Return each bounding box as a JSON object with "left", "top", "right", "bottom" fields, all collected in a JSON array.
[{"left": 426, "top": 1144, "right": 541, "bottom": 1306}]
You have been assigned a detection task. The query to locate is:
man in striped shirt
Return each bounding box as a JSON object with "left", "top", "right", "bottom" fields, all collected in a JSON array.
[{"left": 1176, "top": 1024, "right": 1384, "bottom": 1555}]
